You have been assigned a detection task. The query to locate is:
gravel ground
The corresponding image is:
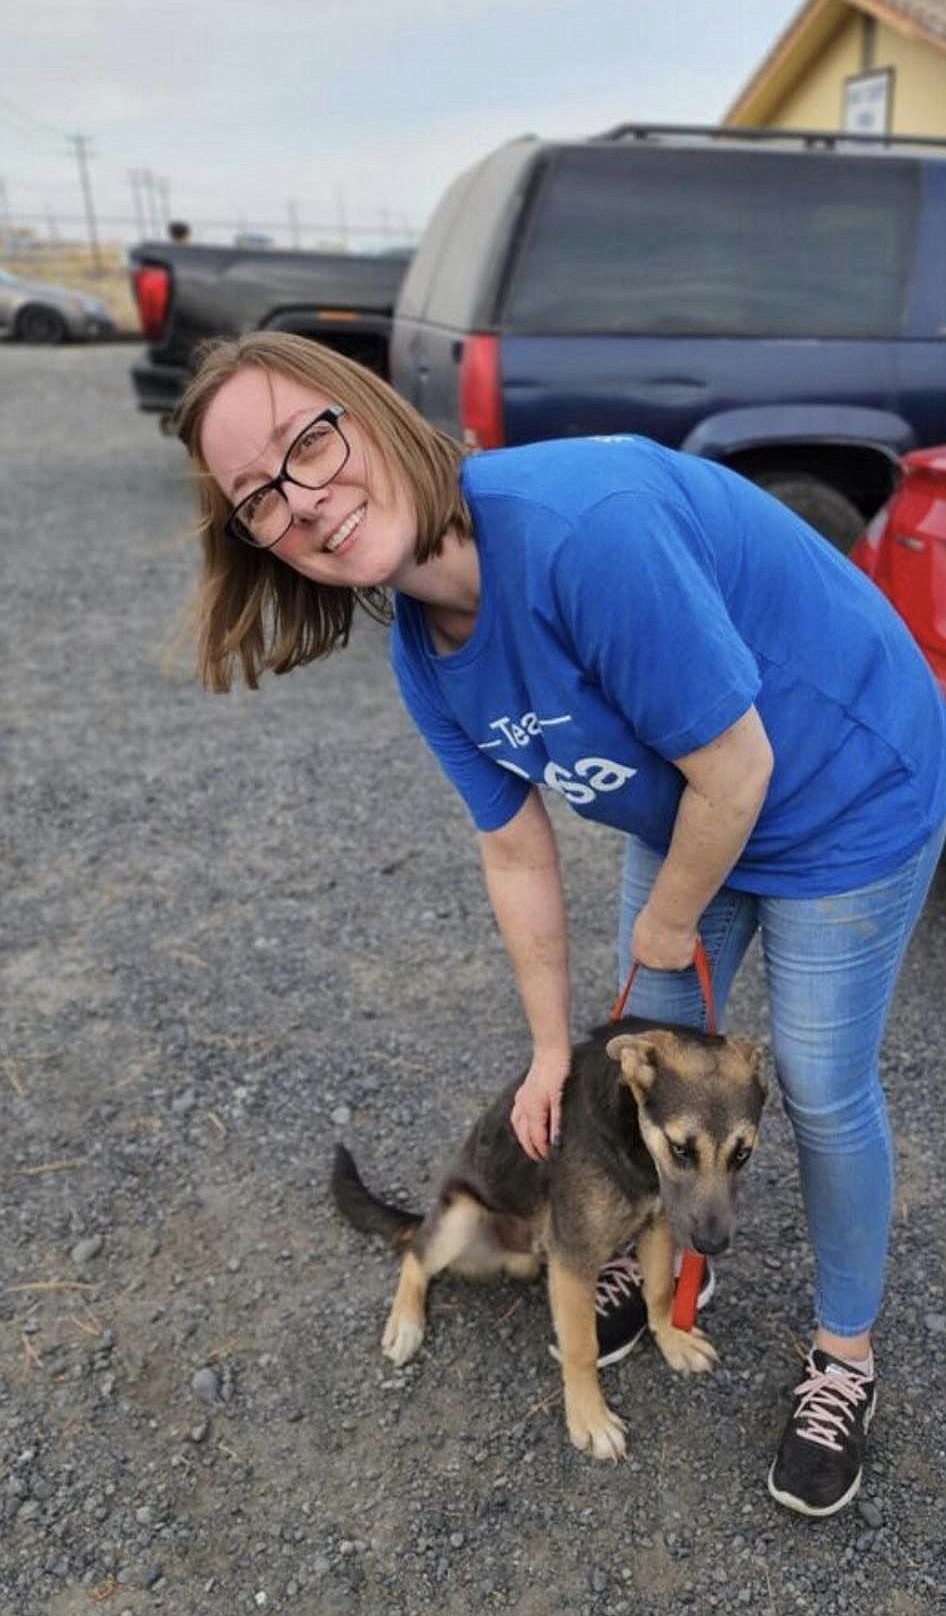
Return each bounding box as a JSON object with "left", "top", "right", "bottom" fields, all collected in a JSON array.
[{"left": 2, "top": 344, "right": 945, "bottom": 1616}]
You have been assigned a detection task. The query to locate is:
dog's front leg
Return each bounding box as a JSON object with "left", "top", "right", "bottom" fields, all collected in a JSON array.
[
  {"left": 636, "top": 1214, "right": 718, "bottom": 1375},
  {"left": 382, "top": 1248, "right": 430, "bottom": 1365},
  {"left": 548, "top": 1255, "right": 627, "bottom": 1460}
]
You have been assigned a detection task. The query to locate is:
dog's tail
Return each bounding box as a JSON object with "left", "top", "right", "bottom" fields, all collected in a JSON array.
[{"left": 331, "top": 1144, "right": 423, "bottom": 1248}]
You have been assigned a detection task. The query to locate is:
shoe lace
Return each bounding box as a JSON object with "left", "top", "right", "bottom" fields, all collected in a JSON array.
[
  {"left": 594, "top": 1253, "right": 643, "bottom": 1316},
  {"left": 791, "top": 1360, "right": 870, "bottom": 1452}
]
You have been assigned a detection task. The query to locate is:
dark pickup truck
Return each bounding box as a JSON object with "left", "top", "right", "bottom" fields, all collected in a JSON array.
[
  {"left": 129, "top": 240, "right": 412, "bottom": 427},
  {"left": 390, "top": 124, "right": 946, "bottom": 549}
]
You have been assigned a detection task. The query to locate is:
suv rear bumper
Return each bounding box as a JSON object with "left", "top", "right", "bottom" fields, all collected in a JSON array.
[{"left": 131, "top": 353, "right": 189, "bottom": 415}]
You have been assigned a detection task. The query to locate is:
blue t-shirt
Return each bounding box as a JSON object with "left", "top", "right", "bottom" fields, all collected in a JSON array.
[{"left": 390, "top": 437, "right": 946, "bottom": 897}]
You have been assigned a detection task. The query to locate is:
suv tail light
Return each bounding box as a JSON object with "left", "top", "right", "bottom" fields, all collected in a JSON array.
[
  {"left": 133, "top": 265, "right": 171, "bottom": 342},
  {"left": 459, "top": 335, "right": 504, "bottom": 449}
]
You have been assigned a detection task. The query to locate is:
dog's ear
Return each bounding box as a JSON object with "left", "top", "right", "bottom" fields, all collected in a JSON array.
[
  {"left": 606, "top": 1031, "right": 673, "bottom": 1097},
  {"left": 730, "top": 1036, "right": 769, "bottom": 1100},
  {"left": 605, "top": 1032, "right": 645, "bottom": 1068}
]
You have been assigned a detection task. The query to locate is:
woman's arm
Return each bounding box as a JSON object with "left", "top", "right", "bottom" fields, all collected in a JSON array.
[
  {"left": 477, "top": 710, "right": 772, "bottom": 1153},
  {"left": 633, "top": 705, "right": 774, "bottom": 968},
  {"left": 478, "top": 789, "right": 572, "bottom": 1162}
]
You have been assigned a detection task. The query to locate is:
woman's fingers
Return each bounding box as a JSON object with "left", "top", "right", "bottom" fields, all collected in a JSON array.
[
  {"left": 549, "top": 1094, "right": 562, "bottom": 1149},
  {"left": 511, "top": 1087, "right": 551, "bottom": 1161},
  {"left": 511, "top": 1056, "right": 571, "bottom": 1160}
]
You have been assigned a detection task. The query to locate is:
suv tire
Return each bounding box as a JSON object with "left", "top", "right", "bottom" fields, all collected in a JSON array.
[{"left": 754, "top": 473, "right": 863, "bottom": 554}]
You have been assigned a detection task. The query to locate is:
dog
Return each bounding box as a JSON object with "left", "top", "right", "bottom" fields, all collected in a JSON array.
[{"left": 331, "top": 1016, "right": 766, "bottom": 1460}]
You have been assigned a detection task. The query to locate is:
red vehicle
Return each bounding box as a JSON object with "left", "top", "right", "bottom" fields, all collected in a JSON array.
[{"left": 850, "top": 446, "right": 946, "bottom": 700}]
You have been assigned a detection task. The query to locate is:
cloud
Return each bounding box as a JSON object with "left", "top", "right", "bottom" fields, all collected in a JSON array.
[{"left": 2, "top": 0, "right": 802, "bottom": 236}]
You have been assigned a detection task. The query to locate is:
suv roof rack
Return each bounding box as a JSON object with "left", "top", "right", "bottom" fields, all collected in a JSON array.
[{"left": 590, "top": 121, "right": 946, "bottom": 152}]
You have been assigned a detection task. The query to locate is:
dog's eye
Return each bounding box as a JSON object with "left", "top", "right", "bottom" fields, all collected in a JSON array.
[
  {"left": 730, "top": 1143, "right": 752, "bottom": 1171},
  {"left": 668, "top": 1139, "right": 695, "bottom": 1167}
]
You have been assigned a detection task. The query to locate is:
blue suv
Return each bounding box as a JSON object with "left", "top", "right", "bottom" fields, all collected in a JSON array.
[{"left": 390, "top": 125, "right": 946, "bottom": 549}]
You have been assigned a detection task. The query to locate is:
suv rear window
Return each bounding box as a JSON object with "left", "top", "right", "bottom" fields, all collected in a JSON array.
[{"left": 501, "top": 145, "right": 919, "bottom": 339}]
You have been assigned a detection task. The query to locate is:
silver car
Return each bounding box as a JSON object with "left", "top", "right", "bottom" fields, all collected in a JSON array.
[{"left": 0, "top": 267, "right": 115, "bottom": 343}]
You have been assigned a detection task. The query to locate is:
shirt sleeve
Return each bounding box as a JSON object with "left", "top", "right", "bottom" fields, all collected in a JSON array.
[
  {"left": 549, "top": 490, "right": 761, "bottom": 758},
  {"left": 390, "top": 630, "right": 531, "bottom": 832}
]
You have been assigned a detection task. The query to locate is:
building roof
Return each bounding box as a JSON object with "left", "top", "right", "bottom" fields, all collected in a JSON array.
[
  {"left": 883, "top": 0, "right": 946, "bottom": 42},
  {"left": 724, "top": 0, "right": 946, "bottom": 126}
]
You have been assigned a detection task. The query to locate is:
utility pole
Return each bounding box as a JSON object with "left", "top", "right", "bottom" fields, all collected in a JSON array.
[
  {"left": 128, "top": 169, "right": 146, "bottom": 237},
  {"left": 68, "top": 133, "right": 103, "bottom": 272},
  {"left": 139, "top": 169, "right": 161, "bottom": 237}
]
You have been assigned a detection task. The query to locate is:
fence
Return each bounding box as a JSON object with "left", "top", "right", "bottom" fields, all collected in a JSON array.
[{"left": 0, "top": 209, "right": 420, "bottom": 264}]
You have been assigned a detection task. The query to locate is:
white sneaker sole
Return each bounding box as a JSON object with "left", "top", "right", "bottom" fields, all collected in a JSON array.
[
  {"left": 548, "top": 1321, "right": 648, "bottom": 1369},
  {"left": 547, "top": 1259, "right": 716, "bottom": 1369},
  {"left": 766, "top": 1388, "right": 877, "bottom": 1517},
  {"left": 766, "top": 1462, "right": 864, "bottom": 1518}
]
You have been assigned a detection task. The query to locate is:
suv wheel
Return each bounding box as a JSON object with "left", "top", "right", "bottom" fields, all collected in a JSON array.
[{"left": 754, "top": 473, "right": 864, "bottom": 554}]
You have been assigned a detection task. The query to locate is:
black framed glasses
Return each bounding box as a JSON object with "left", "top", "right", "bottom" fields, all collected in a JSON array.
[{"left": 224, "top": 405, "right": 350, "bottom": 549}]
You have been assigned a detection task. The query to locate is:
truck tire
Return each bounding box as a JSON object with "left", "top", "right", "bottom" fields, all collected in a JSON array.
[
  {"left": 15, "top": 303, "right": 68, "bottom": 345},
  {"left": 753, "top": 473, "right": 864, "bottom": 554}
]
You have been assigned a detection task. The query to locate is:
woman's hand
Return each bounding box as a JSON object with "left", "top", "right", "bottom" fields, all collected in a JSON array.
[
  {"left": 631, "top": 903, "right": 699, "bottom": 971},
  {"left": 510, "top": 1051, "right": 571, "bottom": 1162},
  {"left": 629, "top": 708, "right": 774, "bottom": 972}
]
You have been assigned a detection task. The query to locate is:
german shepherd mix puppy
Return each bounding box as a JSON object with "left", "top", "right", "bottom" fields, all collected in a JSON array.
[{"left": 332, "top": 1017, "right": 766, "bottom": 1461}]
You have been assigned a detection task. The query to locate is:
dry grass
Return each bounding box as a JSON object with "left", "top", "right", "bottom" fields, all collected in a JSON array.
[{"left": 1, "top": 242, "right": 140, "bottom": 335}]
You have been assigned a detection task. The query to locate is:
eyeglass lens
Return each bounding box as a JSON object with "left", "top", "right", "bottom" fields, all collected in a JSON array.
[{"left": 236, "top": 418, "right": 348, "bottom": 546}]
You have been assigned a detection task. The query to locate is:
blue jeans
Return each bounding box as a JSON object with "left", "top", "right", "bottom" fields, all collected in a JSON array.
[{"left": 617, "top": 821, "right": 946, "bottom": 1338}]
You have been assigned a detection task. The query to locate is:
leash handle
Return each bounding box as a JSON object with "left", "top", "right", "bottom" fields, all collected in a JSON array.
[
  {"left": 608, "top": 936, "right": 716, "bottom": 1331},
  {"left": 609, "top": 936, "right": 717, "bottom": 1032}
]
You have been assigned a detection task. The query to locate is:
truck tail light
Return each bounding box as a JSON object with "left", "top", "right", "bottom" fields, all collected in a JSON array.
[
  {"left": 459, "top": 334, "right": 504, "bottom": 449},
  {"left": 133, "top": 265, "right": 171, "bottom": 342}
]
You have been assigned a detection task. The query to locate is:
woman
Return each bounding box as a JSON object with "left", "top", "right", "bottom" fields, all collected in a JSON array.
[{"left": 176, "top": 332, "right": 946, "bottom": 1518}]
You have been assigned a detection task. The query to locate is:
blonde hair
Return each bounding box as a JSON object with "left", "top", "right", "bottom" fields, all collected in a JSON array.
[{"left": 174, "top": 332, "right": 471, "bottom": 691}]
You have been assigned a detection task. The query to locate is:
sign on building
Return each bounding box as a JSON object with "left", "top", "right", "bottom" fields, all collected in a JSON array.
[{"left": 843, "top": 69, "right": 894, "bottom": 135}]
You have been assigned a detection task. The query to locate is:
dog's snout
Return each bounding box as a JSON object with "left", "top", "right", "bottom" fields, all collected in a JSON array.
[{"left": 692, "top": 1231, "right": 731, "bottom": 1258}]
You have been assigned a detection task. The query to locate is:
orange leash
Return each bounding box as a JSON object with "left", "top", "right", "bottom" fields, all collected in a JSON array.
[{"left": 609, "top": 938, "right": 717, "bottom": 1331}]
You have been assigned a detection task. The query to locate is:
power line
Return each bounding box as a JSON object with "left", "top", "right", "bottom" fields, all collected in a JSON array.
[
  {"left": 4, "top": 208, "right": 421, "bottom": 243},
  {"left": 0, "top": 108, "right": 63, "bottom": 153},
  {"left": 0, "top": 91, "right": 66, "bottom": 141}
]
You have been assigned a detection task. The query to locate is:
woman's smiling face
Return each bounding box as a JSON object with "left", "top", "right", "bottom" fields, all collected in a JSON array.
[{"left": 200, "top": 365, "right": 419, "bottom": 591}]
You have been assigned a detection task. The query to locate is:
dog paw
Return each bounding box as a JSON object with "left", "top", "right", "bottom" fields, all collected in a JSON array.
[
  {"left": 381, "top": 1312, "right": 425, "bottom": 1365},
  {"left": 653, "top": 1323, "right": 718, "bottom": 1376},
  {"left": 566, "top": 1402, "right": 628, "bottom": 1461}
]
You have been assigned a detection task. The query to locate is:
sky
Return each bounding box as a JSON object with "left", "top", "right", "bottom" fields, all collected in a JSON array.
[{"left": 1, "top": 0, "right": 804, "bottom": 250}]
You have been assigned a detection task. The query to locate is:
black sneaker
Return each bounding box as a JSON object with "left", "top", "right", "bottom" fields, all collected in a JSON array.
[
  {"left": 767, "top": 1348, "right": 877, "bottom": 1517},
  {"left": 549, "top": 1249, "right": 716, "bottom": 1369}
]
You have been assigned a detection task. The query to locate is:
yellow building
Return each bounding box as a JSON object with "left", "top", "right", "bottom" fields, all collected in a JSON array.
[{"left": 724, "top": 0, "right": 946, "bottom": 137}]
